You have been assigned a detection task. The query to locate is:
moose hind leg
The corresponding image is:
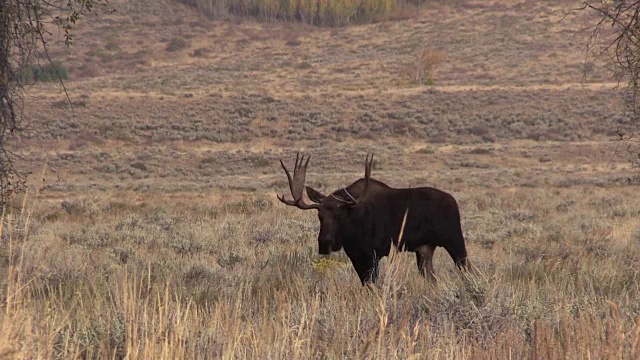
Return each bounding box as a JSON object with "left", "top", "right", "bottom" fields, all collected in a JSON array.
[
  {"left": 415, "top": 244, "right": 436, "bottom": 282},
  {"left": 443, "top": 242, "right": 468, "bottom": 272}
]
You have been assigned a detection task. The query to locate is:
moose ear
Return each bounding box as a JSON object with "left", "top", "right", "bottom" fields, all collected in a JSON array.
[{"left": 306, "top": 186, "right": 326, "bottom": 203}]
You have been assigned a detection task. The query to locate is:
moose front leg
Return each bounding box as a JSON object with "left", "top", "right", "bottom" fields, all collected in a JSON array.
[{"left": 348, "top": 251, "right": 379, "bottom": 285}]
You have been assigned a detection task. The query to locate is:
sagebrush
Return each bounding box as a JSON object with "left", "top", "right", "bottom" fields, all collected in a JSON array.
[{"left": 1, "top": 186, "right": 639, "bottom": 358}]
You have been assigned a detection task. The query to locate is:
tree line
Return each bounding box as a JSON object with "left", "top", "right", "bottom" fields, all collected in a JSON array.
[{"left": 183, "top": 0, "right": 424, "bottom": 25}]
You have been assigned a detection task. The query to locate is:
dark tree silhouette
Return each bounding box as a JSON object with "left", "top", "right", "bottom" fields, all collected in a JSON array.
[
  {"left": 580, "top": 1, "right": 640, "bottom": 168},
  {"left": 0, "top": 0, "right": 108, "bottom": 207}
]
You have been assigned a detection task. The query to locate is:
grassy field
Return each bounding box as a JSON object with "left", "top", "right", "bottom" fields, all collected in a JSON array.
[
  {"left": 3, "top": 0, "right": 640, "bottom": 358},
  {"left": 2, "top": 185, "right": 640, "bottom": 358}
]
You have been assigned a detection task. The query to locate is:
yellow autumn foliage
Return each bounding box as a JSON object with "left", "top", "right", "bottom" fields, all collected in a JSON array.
[{"left": 193, "top": 0, "right": 411, "bottom": 25}]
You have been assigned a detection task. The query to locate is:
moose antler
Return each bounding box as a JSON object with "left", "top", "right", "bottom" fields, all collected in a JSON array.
[
  {"left": 277, "top": 152, "right": 321, "bottom": 210},
  {"left": 332, "top": 153, "right": 374, "bottom": 206},
  {"left": 362, "top": 152, "right": 373, "bottom": 194}
]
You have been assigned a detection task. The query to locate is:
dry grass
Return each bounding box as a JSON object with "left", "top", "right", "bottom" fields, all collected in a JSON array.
[
  {"left": 1, "top": 184, "right": 640, "bottom": 358},
  {"left": 5, "top": 0, "right": 640, "bottom": 357}
]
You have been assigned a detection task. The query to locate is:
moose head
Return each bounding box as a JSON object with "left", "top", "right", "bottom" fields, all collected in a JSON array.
[{"left": 277, "top": 153, "right": 373, "bottom": 254}]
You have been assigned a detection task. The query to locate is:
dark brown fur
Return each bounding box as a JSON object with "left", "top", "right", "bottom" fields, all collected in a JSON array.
[{"left": 278, "top": 153, "right": 470, "bottom": 285}]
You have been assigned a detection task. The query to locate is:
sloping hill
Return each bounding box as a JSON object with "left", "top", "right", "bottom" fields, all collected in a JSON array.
[
  {"left": 44, "top": 0, "right": 609, "bottom": 88},
  {"left": 20, "top": 0, "right": 635, "bottom": 194}
]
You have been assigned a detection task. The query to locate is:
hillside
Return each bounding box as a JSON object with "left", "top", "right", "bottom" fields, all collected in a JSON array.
[{"left": 18, "top": 0, "right": 635, "bottom": 196}]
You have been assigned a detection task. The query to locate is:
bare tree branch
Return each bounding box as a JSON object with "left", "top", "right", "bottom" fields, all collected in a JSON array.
[
  {"left": 579, "top": 1, "right": 640, "bottom": 169},
  {"left": 0, "top": 0, "right": 109, "bottom": 208}
]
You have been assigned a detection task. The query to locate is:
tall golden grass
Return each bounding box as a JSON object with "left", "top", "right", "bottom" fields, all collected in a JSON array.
[{"left": 1, "top": 186, "right": 640, "bottom": 358}]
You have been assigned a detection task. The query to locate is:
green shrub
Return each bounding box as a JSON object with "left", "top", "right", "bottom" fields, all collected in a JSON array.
[
  {"left": 21, "top": 62, "right": 69, "bottom": 83},
  {"left": 416, "top": 146, "right": 435, "bottom": 154}
]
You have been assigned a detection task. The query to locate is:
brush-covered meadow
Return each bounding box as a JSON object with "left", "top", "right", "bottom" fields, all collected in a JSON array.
[
  {"left": 3, "top": 0, "right": 640, "bottom": 358},
  {"left": 2, "top": 182, "right": 640, "bottom": 358}
]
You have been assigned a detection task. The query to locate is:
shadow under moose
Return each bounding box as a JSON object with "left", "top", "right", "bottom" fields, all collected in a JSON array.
[{"left": 277, "top": 152, "right": 472, "bottom": 285}]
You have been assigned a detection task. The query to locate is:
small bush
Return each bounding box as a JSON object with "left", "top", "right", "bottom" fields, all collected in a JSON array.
[
  {"left": 296, "top": 61, "right": 313, "bottom": 69},
  {"left": 21, "top": 62, "right": 69, "bottom": 83},
  {"left": 165, "top": 37, "right": 189, "bottom": 52},
  {"left": 468, "top": 126, "right": 489, "bottom": 136},
  {"left": 408, "top": 48, "right": 446, "bottom": 85},
  {"left": 130, "top": 162, "right": 149, "bottom": 172},
  {"left": 416, "top": 146, "right": 435, "bottom": 154},
  {"left": 248, "top": 155, "right": 271, "bottom": 168},
  {"left": 192, "top": 48, "right": 208, "bottom": 57},
  {"left": 284, "top": 32, "right": 303, "bottom": 47},
  {"left": 468, "top": 147, "right": 493, "bottom": 155}
]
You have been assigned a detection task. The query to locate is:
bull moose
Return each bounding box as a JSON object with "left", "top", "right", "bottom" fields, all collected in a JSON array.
[{"left": 277, "top": 153, "right": 470, "bottom": 285}]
